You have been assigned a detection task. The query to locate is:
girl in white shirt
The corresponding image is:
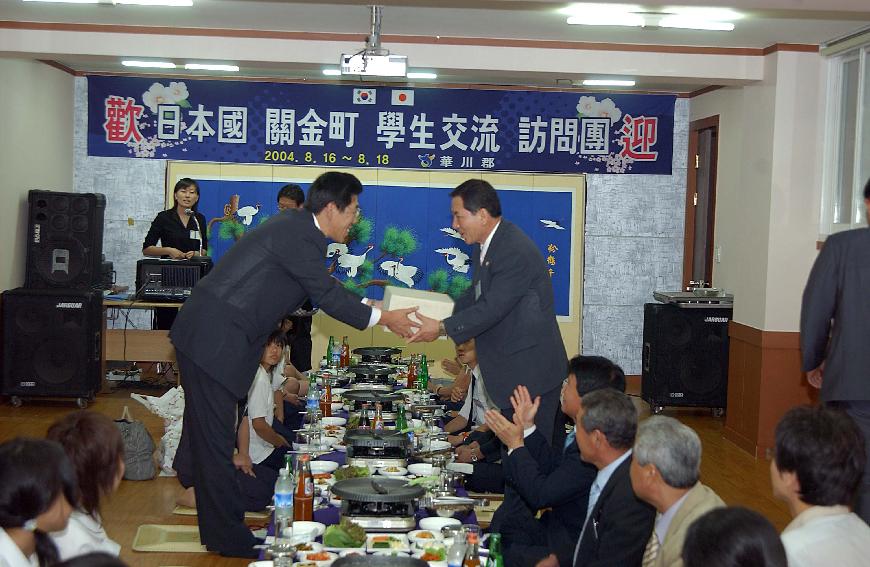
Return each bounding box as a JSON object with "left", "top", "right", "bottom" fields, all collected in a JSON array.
[
  {"left": 0, "top": 438, "right": 76, "bottom": 567},
  {"left": 47, "top": 411, "right": 125, "bottom": 560}
]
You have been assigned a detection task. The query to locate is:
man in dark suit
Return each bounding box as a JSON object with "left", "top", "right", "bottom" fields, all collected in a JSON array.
[
  {"left": 800, "top": 176, "right": 870, "bottom": 524},
  {"left": 411, "top": 179, "right": 567, "bottom": 444},
  {"left": 486, "top": 355, "right": 626, "bottom": 567},
  {"left": 170, "top": 172, "right": 417, "bottom": 557},
  {"left": 537, "top": 389, "right": 655, "bottom": 567}
]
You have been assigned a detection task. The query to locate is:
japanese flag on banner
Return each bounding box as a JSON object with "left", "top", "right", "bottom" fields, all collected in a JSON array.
[
  {"left": 391, "top": 89, "right": 415, "bottom": 106},
  {"left": 353, "top": 88, "right": 376, "bottom": 104}
]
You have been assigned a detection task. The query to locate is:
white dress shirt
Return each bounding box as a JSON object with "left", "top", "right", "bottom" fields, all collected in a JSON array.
[
  {"left": 312, "top": 213, "right": 380, "bottom": 327},
  {"left": 246, "top": 364, "right": 278, "bottom": 464},
  {"left": 51, "top": 510, "right": 121, "bottom": 560},
  {"left": 0, "top": 528, "right": 38, "bottom": 567},
  {"left": 781, "top": 505, "right": 870, "bottom": 567},
  {"left": 479, "top": 220, "right": 501, "bottom": 265},
  {"left": 457, "top": 367, "right": 496, "bottom": 427}
]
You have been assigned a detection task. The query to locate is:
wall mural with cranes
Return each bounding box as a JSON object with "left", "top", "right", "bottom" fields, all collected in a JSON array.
[{"left": 166, "top": 163, "right": 579, "bottom": 318}]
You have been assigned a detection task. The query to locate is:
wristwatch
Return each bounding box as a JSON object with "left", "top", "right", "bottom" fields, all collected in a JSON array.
[
  {"left": 438, "top": 320, "right": 447, "bottom": 336},
  {"left": 470, "top": 451, "right": 478, "bottom": 462}
]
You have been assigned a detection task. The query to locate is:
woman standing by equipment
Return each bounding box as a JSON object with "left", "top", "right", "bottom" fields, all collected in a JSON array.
[{"left": 142, "top": 177, "right": 208, "bottom": 329}]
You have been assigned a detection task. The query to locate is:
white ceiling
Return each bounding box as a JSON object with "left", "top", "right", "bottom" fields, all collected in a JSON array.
[{"left": 2, "top": 0, "right": 869, "bottom": 91}]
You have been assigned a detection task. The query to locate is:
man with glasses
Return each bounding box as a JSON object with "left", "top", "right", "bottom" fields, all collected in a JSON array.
[
  {"left": 485, "top": 355, "right": 626, "bottom": 566},
  {"left": 170, "top": 171, "right": 418, "bottom": 558}
]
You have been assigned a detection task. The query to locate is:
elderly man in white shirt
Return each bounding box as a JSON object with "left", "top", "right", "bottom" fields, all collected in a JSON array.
[{"left": 771, "top": 405, "right": 870, "bottom": 567}]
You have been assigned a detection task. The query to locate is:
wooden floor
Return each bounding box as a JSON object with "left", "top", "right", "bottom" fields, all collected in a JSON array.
[{"left": 0, "top": 385, "right": 790, "bottom": 567}]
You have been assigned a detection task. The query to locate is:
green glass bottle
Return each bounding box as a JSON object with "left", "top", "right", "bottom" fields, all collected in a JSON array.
[
  {"left": 326, "top": 335, "right": 335, "bottom": 366},
  {"left": 395, "top": 402, "right": 408, "bottom": 432},
  {"left": 485, "top": 533, "right": 503, "bottom": 567},
  {"left": 418, "top": 354, "right": 429, "bottom": 392}
]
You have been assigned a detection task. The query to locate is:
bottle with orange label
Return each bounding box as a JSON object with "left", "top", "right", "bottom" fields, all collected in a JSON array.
[
  {"left": 293, "top": 453, "right": 314, "bottom": 521},
  {"left": 407, "top": 356, "right": 418, "bottom": 389},
  {"left": 319, "top": 376, "right": 333, "bottom": 418},
  {"left": 340, "top": 336, "right": 350, "bottom": 368}
]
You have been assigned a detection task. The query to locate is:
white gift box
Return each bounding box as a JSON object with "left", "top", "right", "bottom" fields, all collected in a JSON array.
[{"left": 382, "top": 286, "right": 454, "bottom": 325}]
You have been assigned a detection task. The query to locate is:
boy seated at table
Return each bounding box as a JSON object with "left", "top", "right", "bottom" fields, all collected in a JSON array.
[{"left": 443, "top": 339, "right": 496, "bottom": 444}]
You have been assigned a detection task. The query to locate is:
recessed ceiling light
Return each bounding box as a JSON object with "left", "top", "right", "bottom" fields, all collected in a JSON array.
[
  {"left": 665, "top": 7, "right": 742, "bottom": 21},
  {"left": 322, "top": 69, "right": 342, "bottom": 76},
  {"left": 184, "top": 63, "right": 239, "bottom": 72},
  {"left": 561, "top": 3, "right": 645, "bottom": 27},
  {"left": 23, "top": 0, "right": 99, "bottom": 3},
  {"left": 122, "top": 60, "right": 177, "bottom": 69},
  {"left": 112, "top": 0, "right": 193, "bottom": 5},
  {"left": 406, "top": 72, "right": 438, "bottom": 80},
  {"left": 659, "top": 16, "right": 735, "bottom": 31},
  {"left": 582, "top": 79, "right": 636, "bottom": 87}
]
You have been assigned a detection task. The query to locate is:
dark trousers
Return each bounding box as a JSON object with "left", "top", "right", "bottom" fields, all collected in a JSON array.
[
  {"left": 176, "top": 351, "right": 257, "bottom": 553},
  {"left": 839, "top": 401, "right": 870, "bottom": 525}
]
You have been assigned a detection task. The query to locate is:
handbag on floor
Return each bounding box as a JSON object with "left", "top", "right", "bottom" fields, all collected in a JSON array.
[{"left": 115, "top": 405, "right": 157, "bottom": 480}]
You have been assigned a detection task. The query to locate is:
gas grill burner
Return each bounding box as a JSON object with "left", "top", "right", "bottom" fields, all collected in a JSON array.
[
  {"left": 331, "top": 477, "right": 424, "bottom": 532},
  {"left": 353, "top": 347, "right": 402, "bottom": 364}
]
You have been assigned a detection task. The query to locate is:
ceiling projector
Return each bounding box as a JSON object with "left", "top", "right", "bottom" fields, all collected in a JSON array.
[{"left": 341, "top": 53, "right": 408, "bottom": 77}]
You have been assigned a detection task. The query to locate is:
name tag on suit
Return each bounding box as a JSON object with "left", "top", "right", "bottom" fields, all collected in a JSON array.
[{"left": 190, "top": 230, "right": 201, "bottom": 240}]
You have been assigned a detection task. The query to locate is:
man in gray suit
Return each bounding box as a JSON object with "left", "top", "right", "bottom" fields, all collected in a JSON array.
[
  {"left": 412, "top": 179, "right": 567, "bottom": 444},
  {"left": 800, "top": 176, "right": 870, "bottom": 524},
  {"left": 170, "top": 172, "right": 417, "bottom": 556}
]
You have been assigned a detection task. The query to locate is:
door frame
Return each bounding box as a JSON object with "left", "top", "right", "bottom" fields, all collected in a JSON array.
[{"left": 683, "top": 115, "right": 720, "bottom": 289}]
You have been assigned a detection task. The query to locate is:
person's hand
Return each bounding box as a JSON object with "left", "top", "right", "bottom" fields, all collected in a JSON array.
[
  {"left": 407, "top": 312, "right": 441, "bottom": 343},
  {"left": 282, "top": 391, "right": 303, "bottom": 407},
  {"left": 510, "top": 385, "right": 540, "bottom": 429},
  {"left": 441, "top": 357, "right": 463, "bottom": 376},
  {"left": 447, "top": 434, "right": 466, "bottom": 447},
  {"left": 167, "top": 247, "right": 187, "bottom": 260},
  {"left": 183, "top": 250, "right": 196, "bottom": 259},
  {"left": 807, "top": 363, "right": 824, "bottom": 389},
  {"left": 450, "top": 384, "right": 468, "bottom": 403},
  {"left": 485, "top": 409, "right": 525, "bottom": 450},
  {"left": 455, "top": 444, "right": 478, "bottom": 463},
  {"left": 379, "top": 307, "right": 419, "bottom": 339},
  {"left": 232, "top": 453, "right": 256, "bottom": 477},
  {"left": 536, "top": 554, "right": 560, "bottom": 567},
  {"left": 277, "top": 435, "right": 290, "bottom": 447}
]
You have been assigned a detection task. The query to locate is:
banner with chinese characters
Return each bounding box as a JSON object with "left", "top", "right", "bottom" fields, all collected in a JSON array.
[{"left": 88, "top": 75, "right": 675, "bottom": 174}]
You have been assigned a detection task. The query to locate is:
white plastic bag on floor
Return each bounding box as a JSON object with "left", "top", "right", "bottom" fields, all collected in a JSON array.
[{"left": 131, "top": 387, "right": 185, "bottom": 476}]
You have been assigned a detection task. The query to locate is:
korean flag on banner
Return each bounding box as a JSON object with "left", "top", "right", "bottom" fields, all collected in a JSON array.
[
  {"left": 391, "top": 89, "right": 415, "bottom": 106},
  {"left": 353, "top": 88, "right": 376, "bottom": 104}
]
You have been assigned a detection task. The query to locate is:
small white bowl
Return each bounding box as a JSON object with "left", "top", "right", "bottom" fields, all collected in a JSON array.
[
  {"left": 299, "top": 550, "right": 337, "bottom": 565},
  {"left": 248, "top": 562, "right": 273, "bottom": 567},
  {"left": 419, "top": 517, "right": 461, "bottom": 532},
  {"left": 284, "top": 520, "right": 326, "bottom": 541},
  {"left": 321, "top": 416, "right": 347, "bottom": 427},
  {"left": 377, "top": 466, "right": 408, "bottom": 477},
  {"left": 407, "top": 463, "right": 439, "bottom": 477},
  {"left": 338, "top": 549, "right": 366, "bottom": 557},
  {"left": 331, "top": 402, "right": 344, "bottom": 413},
  {"left": 293, "top": 541, "right": 324, "bottom": 557},
  {"left": 408, "top": 529, "right": 442, "bottom": 546},
  {"left": 310, "top": 460, "right": 339, "bottom": 474},
  {"left": 331, "top": 442, "right": 347, "bottom": 452}
]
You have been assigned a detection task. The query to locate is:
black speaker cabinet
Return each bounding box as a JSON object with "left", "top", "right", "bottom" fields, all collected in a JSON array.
[
  {"left": 25, "top": 190, "right": 106, "bottom": 289},
  {"left": 641, "top": 302, "right": 732, "bottom": 414},
  {"left": 1, "top": 288, "right": 102, "bottom": 407}
]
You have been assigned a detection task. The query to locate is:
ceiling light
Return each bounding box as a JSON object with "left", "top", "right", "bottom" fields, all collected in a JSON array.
[
  {"left": 559, "top": 3, "right": 642, "bottom": 17},
  {"left": 23, "top": 0, "right": 99, "bottom": 3},
  {"left": 658, "top": 16, "right": 735, "bottom": 31},
  {"left": 184, "top": 63, "right": 239, "bottom": 72},
  {"left": 562, "top": 3, "right": 645, "bottom": 27},
  {"left": 112, "top": 0, "right": 193, "bottom": 5},
  {"left": 665, "top": 7, "right": 742, "bottom": 21},
  {"left": 406, "top": 72, "right": 437, "bottom": 80},
  {"left": 322, "top": 69, "right": 342, "bottom": 76},
  {"left": 122, "top": 60, "right": 177, "bottom": 69},
  {"left": 583, "top": 79, "right": 636, "bottom": 87}
]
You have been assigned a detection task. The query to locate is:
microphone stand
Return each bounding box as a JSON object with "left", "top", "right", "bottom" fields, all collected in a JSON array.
[{"left": 185, "top": 208, "right": 204, "bottom": 256}]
